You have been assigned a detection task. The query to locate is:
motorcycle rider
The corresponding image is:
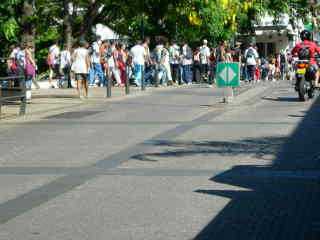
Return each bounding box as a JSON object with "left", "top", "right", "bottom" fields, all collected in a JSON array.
[{"left": 291, "top": 30, "right": 320, "bottom": 88}]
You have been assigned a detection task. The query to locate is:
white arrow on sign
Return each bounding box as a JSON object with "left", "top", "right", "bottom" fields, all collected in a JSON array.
[
  {"left": 219, "top": 66, "right": 236, "bottom": 84},
  {"left": 219, "top": 67, "right": 228, "bottom": 83},
  {"left": 228, "top": 67, "right": 236, "bottom": 83}
]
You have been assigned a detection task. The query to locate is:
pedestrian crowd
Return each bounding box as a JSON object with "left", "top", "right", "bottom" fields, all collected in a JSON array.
[{"left": 4, "top": 36, "right": 293, "bottom": 99}]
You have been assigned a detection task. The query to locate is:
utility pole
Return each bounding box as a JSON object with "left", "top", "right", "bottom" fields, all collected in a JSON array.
[{"left": 21, "top": 0, "right": 35, "bottom": 48}]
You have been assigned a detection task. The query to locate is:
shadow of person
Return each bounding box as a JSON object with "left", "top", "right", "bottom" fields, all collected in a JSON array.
[
  {"left": 194, "top": 97, "right": 320, "bottom": 240},
  {"left": 263, "top": 96, "right": 302, "bottom": 102}
]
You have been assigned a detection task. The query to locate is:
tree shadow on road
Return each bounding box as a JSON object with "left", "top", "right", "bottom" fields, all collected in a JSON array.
[
  {"left": 132, "top": 137, "right": 286, "bottom": 162},
  {"left": 193, "top": 97, "right": 320, "bottom": 239}
]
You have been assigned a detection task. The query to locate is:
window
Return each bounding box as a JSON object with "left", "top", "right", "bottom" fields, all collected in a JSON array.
[{"left": 267, "top": 43, "right": 276, "bottom": 58}]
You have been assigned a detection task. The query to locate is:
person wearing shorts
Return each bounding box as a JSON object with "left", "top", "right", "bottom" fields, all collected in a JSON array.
[{"left": 72, "top": 41, "right": 91, "bottom": 98}]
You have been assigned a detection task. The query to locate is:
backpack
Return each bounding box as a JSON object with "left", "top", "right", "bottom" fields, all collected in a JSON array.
[
  {"left": 186, "top": 46, "right": 193, "bottom": 60},
  {"left": 46, "top": 53, "right": 53, "bottom": 66},
  {"left": 260, "top": 57, "right": 267, "bottom": 66},
  {"left": 10, "top": 59, "right": 18, "bottom": 72},
  {"left": 87, "top": 45, "right": 94, "bottom": 56},
  {"left": 280, "top": 53, "right": 286, "bottom": 63},
  {"left": 298, "top": 44, "right": 311, "bottom": 60},
  {"left": 245, "top": 48, "right": 255, "bottom": 60},
  {"left": 199, "top": 47, "right": 207, "bottom": 63},
  {"left": 155, "top": 47, "right": 166, "bottom": 64}
]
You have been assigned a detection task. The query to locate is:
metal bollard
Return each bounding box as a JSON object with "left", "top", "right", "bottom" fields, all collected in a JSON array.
[
  {"left": 106, "top": 72, "right": 112, "bottom": 98},
  {"left": 19, "top": 76, "right": 26, "bottom": 115},
  {"left": 141, "top": 66, "right": 145, "bottom": 91},
  {"left": 154, "top": 65, "right": 159, "bottom": 88},
  {"left": 125, "top": 66, "right": 130, "bottom": 95}
]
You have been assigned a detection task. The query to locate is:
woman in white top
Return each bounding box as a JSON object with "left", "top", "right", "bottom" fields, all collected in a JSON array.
[{"left": 72, "top": 41, "right": 91, "bottom": 98}]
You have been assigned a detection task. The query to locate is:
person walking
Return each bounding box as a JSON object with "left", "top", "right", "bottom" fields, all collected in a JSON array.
[
  {"left": 107, "top": 41, "right": 121, "bottom": 87},
  {"left": 8, "top": 45, "right": 19, "bottom": 76},
  {"left": 244, "top": 43, "right": 259, "bottom": 83},
  {"left": 130, "top": 40, "right": 146, "bottom": 87},
  {"left": 199, "top": 39, "right": 211, "bottom": 83},
  {"left": 72, "top": 40, "right": 90, "bottom": 99},
  {"left": 279, "top": 50, "right": 287, "bottom": 81},
  {"left": 5, "top": 45, "right": 20, "bottom": 87},
  {"left": 47, "top": 41, "right": 60, "bottom": 88},
  {"left": 99, "top": 40, "right": 110, "bottom": 85},
  {"left": 142, "top": 37, "right": 154, "bottom": 86},
  {"left": 154, "top": 39, "right": 167, "bottom": 86},
  {"left": 143, "top": 37, "right": 152, "bottom": 67},
  {"left": 89, "top": 37, "right": 106, "bottom": 87},
  {"left": 24, "top": 44, "right": 36, "bottom": 100},
  {"left": 181, "top": 41, "right": 193, "bottom": 85},
  {"left": 208, "top": 47, "right": 216, "bottom": 84},
  {"left": 233, "top": 42, "right": 242, "bottom": 63},
  {"left": 169, "top": 41, "right": 181, "bottom": 85},
  {"left": 193, "top": 47, "right": 201, "bottom": 83},
  {"left": 59, "top": 45, "right": 72, "bottom": 88},
  {"left": 154, "top": 40, "right": 172, "bottom": 86},
  {"left": 225, "top": 47, "right": 233, "bottom": 62},
  {"left": 215, "top": 41, "right": 227, "bottom": 63},
  {"left": 16, "top": 43, "right": 26, "bottom": 79},
  {"left": 115, "top": 43, "right": 127, "bottom": 87}
]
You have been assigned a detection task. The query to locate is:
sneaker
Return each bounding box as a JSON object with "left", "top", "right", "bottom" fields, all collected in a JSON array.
[{"left": 26, "top": 90, "right": 32, "bottom": 100}]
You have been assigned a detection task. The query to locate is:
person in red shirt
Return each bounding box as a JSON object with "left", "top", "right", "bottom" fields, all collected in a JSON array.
[{"left": 291, "top": 30, "right": 320, "bottom": 86}]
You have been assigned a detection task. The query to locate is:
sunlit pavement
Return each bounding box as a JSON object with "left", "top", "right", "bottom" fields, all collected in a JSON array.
[{"left": 0, "top": 80, "right": 318, "bottom": 240}]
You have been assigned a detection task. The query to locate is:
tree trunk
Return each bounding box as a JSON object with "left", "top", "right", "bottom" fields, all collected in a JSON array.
[
  {"left": 63, "top": 0, "right": 73, "bottom": 49},
  {"left": 21, "top": 0, "right": 35, "bottom": 48},
  {"left": 79, "top": 0, "right": 100, "bottom": 40}
]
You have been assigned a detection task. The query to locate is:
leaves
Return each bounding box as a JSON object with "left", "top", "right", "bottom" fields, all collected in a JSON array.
[
  {"left": 2, "top": 18, "right": 19, "bottom": 40},
  {"left": 0, "top": 0, "right": 312, "bottom": 72}
]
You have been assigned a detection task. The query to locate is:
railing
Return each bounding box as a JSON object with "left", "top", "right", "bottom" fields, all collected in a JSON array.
[{"left": 0, "top": 75, "right": 27, "bottom": 116}]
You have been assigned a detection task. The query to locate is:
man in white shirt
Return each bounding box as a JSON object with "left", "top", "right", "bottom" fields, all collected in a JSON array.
[
  {"left": 169, "top": 41, "right": 181, "bottom": 84},
  {"left": 130, "top": 41, "right": 146, "bottom": 86},
  {"left": 154, "top": 39, "right": 172, "bottom": 86},
  {"left": 244, "top": 43, "right": 259, "bottom": 82},
  {"left": 199, "top": 39, "right": 211, "bottom": 83},
  {"left": 89, "top": 36, "right": 106, "bottom": 87}
]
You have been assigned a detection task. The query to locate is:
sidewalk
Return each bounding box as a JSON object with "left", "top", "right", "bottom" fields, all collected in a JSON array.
[
  {"left": 0, "top": 82, "right": 254, "bottom": 122},
  {"left": 0, "top": 86, "right": 153, "bottom": 121}
]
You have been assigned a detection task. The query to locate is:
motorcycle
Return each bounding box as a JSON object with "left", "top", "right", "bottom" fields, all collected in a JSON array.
[{"left": 294, "top": 60, "right": 316, "bottom": 101}]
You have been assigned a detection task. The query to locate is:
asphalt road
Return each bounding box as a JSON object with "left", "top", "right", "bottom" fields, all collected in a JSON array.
[{"left": 0, "top": 81, "right": 319, "bottom": 240}]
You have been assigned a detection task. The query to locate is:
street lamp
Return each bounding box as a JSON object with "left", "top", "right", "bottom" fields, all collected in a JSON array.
[
  {"left": 140, "top": 0, "right": 146, "bottom": 91},
  {"left": 141, "top": 0, "right": 145, "bottom": 40}
]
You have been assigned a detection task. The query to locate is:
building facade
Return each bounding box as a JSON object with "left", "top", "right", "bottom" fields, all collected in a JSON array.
[{"left": 253, "top": 14, "right": 304, "bottom": 58}]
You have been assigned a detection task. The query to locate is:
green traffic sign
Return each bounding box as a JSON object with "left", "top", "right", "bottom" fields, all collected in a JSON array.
[{"left": 216, "top": 62, "right": 240, "bottom": 88}]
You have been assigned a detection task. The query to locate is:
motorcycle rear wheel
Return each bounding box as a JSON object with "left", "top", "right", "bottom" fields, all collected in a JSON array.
[
  {"left": 308, "top": 86, "right": 315, "bottom": 99},
  {"left": 298, "top": 79, "right": 307, "bottom": 101}
]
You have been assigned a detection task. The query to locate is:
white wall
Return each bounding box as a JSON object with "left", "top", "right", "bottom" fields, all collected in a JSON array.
[{"left": 256, "top": 33, "right": 289, "bottom": 53}]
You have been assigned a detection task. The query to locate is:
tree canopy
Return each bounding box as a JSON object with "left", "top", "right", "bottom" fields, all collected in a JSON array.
[{"left": 0, "top": 0, "right": 313, "bottom": 70}]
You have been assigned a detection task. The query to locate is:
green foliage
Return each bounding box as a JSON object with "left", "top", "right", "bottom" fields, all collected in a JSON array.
[
  {"left": 2, "top": 18, "right": 19, "bottom": 40},
  {"left": 0, "top": 0, "right": 313, "bottom": 72}
]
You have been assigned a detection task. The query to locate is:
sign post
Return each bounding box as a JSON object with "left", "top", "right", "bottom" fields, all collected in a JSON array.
[{"left": 216, "top": 62, "right": 240, "bottom": 103}]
